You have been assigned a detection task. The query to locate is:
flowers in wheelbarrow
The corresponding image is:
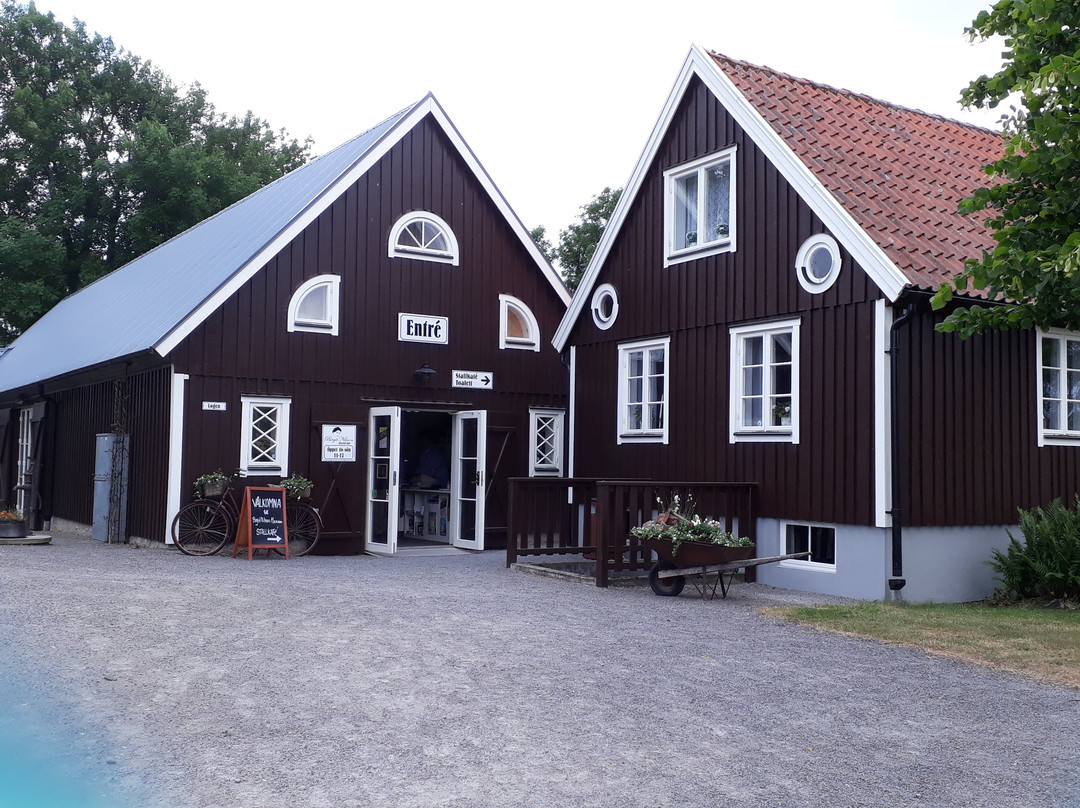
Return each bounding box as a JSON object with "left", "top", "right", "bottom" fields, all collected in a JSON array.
[{"left": 630, "top": 494, "right": 753, "bottom": 554}]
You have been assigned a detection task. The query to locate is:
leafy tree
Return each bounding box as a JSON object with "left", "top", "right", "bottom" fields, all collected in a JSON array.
[
  {"left": 548, "top": 187, "right": 621, "bottom": 292},
  {"left": 932, "top": 0, "right": 1080, "bottom": 336},
  {"left": 529, "top": 225, "right": 555, "bottom": 265},
  {"left": 0, "top": 2, "right": 310, "bottom": 342}
]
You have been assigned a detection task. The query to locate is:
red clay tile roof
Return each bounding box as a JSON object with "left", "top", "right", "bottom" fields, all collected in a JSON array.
[{"left": 710, "top": 51, "right": 1004, "bottom": 291}]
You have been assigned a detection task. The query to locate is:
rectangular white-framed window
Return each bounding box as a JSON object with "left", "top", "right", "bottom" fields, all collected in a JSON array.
[
  {"left": 664, "top": 146, "right": 737, "bottom": 267},
  {"left": 779, "top": 522, "right": 836, "bottom": 571},
  {"left": 529, "top": 408, "right": 565, "bottom": 476},
  {"left": 617, "top": 337, "right": 670, "bottom": 444},
  {"left": 240, "top": 396, "right": 291, "bottom": 475},
  {"left": 1038, "top": 329, "right": 1080, "bottom": 446},
  {"left": 729, "top": 318, "right": 800, "bottom": 444}
]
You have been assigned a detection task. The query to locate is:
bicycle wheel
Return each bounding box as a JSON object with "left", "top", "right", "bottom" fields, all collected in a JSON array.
[
  {"left": 275, "top": 501, "right": 322, "bottom": 556},
  {"left": 171, "top": 501, "right": 231, "bottom": 556}
]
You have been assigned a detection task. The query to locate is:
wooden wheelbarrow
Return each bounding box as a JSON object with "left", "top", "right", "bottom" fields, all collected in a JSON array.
[{"left": 646, "top": 540, "right": 812, "bottom": 599}]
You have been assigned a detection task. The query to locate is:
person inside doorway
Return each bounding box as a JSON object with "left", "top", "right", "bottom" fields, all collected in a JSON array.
[{"left": 411, "top": 432, "right": 449, "bottom": 489}]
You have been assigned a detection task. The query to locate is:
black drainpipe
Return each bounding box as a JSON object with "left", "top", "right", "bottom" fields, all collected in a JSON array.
[{"left": 888, "top": 297, "right": 918, "bottom": 594}]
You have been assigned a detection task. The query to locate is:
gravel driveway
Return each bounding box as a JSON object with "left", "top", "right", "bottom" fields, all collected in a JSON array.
[{"left": 0, "top": 535, "right": 1077, "bottom": 808}]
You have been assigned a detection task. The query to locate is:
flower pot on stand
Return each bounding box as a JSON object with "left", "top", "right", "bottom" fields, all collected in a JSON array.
[
  {"left": 0, "top": 520, "right": 29, "bottom": 539},
  {"left": 201, "top": 481, "right": 226, "bottom": 499}
]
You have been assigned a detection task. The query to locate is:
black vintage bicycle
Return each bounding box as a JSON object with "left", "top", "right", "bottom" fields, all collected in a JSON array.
[{"left": 170, "top": 470, "right": 322, "bottom": 557}]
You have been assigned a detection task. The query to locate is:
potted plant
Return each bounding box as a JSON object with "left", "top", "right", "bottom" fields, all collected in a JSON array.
[
  {"left": 630, "top": 493, "right": 755, "bottom": 566},
  {"left": 280, "top": 473, "right": 313, "bottom": 500},
  {"left": 0, "top": 509, "right": 28, "bottom": 539},
  {"left": 193, "top": 470, "right": 229, "bottom": 499}
]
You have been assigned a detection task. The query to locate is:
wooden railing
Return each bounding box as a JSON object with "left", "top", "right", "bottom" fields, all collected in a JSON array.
[
  {"left": 506, "top": 478, "right": 600, "bottom": 567},
  {"left": 508, "top": 478, "right": 757, "bottom": 587}
]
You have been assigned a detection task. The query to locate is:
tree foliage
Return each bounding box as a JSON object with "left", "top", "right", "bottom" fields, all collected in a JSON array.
[
  {"left": 0, "top": 2, "right": 311, "bottom": 342},
  {"left": 932, "top": 0, "right": 1080, "bottom": 336},
  {"left": 538, "top": 187, "right": 621, "bottom": 292}
]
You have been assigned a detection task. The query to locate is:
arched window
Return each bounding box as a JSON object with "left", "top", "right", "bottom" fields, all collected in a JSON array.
[
  {"left": 499, "top": 294, "right": 540, "bottom": 351},
  {"left": 388, "top": 212, "right": 459, "bottom": 265},
  {"left": 288, "top": 275, "right": 340, "bottom": 335}
]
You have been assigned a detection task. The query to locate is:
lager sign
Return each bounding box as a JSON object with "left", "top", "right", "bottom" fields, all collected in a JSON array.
[{"left": 322, "top": 424, "right": 357, "bottom": 462}]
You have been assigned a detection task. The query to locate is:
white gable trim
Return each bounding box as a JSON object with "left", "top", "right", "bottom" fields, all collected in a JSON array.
[
  {"left": 156, "top": 95, "right": 568, "bottom": 357},
  {"left": 553, "top": 45, "right": 909, "bottom": 353}
]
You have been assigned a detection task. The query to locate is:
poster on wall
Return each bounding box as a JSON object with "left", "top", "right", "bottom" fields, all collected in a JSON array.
[{"left": 322, "top": 424, "right": 358, "bottom": 462}]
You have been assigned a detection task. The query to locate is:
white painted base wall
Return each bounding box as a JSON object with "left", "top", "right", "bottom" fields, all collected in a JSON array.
[{"left": 753, "top": 519, "right": 1015, "bottom": 602}]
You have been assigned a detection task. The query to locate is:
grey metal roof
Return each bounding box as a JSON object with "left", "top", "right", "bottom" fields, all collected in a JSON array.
[{"left": 0, "top": 100, "right": 420, "bottom": 394}]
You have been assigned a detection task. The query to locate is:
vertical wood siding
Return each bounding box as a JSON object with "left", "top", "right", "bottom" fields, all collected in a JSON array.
[
  {"left": 47, "top": 367, "right": 171, "bottom": 538},
  {"left": 902, "top": 309, "right": 1080, "bottom": 525},
  {"left": 167, "top": 116, "right": 568, "bottom": 545},
  {"left": 569, "top": 76, "right": 881, "bottom": 526}
]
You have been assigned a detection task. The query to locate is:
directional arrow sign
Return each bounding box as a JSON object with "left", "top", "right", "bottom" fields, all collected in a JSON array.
[{"left": 452, "top": 370, "right": 494, "bottom": 390}]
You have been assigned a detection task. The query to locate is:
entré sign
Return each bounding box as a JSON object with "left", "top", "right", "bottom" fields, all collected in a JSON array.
[{"left": 398, "top": 313, "right": 448, "bottom": 344}]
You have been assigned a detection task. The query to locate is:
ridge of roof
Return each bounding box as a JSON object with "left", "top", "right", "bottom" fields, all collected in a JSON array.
[{"left": 708, "top": 51, "right": 999, "bottom": 137}]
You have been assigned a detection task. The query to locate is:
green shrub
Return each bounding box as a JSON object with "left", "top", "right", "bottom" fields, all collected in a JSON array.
[{"left": 991, "top": 497, "right": 1080, "bottom": 602}]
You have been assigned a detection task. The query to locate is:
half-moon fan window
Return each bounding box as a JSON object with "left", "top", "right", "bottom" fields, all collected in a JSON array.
[
  {"left": 499, "top": 295, "right": 539, "bottom": 351},
  {"left": 388, "top": 213, "right": 459, "bottom": 265}
]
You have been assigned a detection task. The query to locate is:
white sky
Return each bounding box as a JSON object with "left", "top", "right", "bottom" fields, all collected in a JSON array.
[{"left": 38, "top": 0, "right": 1006, "bottom": 241}]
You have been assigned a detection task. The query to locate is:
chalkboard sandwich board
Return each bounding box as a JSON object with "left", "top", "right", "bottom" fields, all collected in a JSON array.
[{"left": 233, "top": 486, "right": 289, "bottom": 560}]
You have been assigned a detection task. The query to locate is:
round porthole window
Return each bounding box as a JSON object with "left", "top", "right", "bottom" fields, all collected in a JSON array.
[
  {"left": 591, "top": 283, "right": 619, "bottom": 330},
  {"left": 795, "top": 234, "right": 841, "bottom": 293}
]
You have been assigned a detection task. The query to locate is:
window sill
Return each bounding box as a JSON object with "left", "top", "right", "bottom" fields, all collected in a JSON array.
[
  {"left": 730, "top": 430, "right": 796, "bottom": 444},
  {"left": 664, "top": 239, "right": 735, "bottom": 268},
  {"left": 617, "top": 431, "right": 667, "bottom": 445},
  {"left": 1039, "top": 433, "right": 1080, "bottom": 447},
  {"left": 778, "top": 559, "right": 836, "bottom": 574},
  {"left": 240, "top": 467, "right": 285, "bottom": 477}
]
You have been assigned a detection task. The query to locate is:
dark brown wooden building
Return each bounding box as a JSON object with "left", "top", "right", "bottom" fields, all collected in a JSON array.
[
  {"left": 0, "top": 95, "right": 570, "bottom": 554},
  {"left": 548, "top": 48, "right": 1080, "bottom": 601}
]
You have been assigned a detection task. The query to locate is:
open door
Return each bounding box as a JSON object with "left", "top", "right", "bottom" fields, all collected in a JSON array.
[
  {"left": 366, "top": 406, "right": 401, "bottom": 554},
  {"left": 451, "top": 410, "right": 486, "bottom": 550}
]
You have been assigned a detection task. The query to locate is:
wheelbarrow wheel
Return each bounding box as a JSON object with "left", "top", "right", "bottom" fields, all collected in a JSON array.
[{"left": 649, "top": 562, "right": 685, "bottom": 597}]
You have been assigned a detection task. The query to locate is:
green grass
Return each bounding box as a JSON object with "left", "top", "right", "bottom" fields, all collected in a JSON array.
[{"left": 762, "top": 601, "right": 1080, "bottom": 689}]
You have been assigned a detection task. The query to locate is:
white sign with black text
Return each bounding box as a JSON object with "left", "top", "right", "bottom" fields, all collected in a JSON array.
[
  {"left": 452, "top": 370, "right": 494, "bottom": 390},
  {"left": 202, "top": 401, "right": 227, "bottom": 411},
  {"left": 322, "top": 424, "right": 358, "bottom": 462},
  {"left": 398, "top": 313, "right": 448, "bottom": 344}
]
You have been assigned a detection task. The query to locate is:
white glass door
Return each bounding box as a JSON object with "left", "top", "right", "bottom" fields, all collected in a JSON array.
[
  {"left": 450, "top": 410, "right": 486, "bottom": 550},
  {"left": 366, "top": 406, "right": 401, "bottom": 554},
  {"left": 16, "top": 407, "right": 32, "bottom": 513}
]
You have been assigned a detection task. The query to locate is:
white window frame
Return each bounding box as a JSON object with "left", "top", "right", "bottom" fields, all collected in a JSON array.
[
  {"left": 779, "top": 522, "right": 837, "bottom": 572},
  {"left": 240, "top": 396, "right": 291, "bottom": 476},
  {"left": 617, "top": 337, "right": 670, "bottom": 445},
  {"left": 795, "top": 233, "right": 842, "bottom": 294},
  {"left": 529, "top": 408, "right": 565, "bottom": 476},
  {"left": 1037, "top": 328, "right": 1080, "bottom": 446},
  {"left": 729, "top": 318, "right": 801, "bottom": 444},
  {"left": 287, "top": 274, "right": 341, "bottom": 335},
  {"left": 499, "top": 294, "right": 540, "bottom": 351},
  {"left": 388, "top": 211, "right": 459, "bottom": 266},
  {"left": 591, "top": 283, "right": 619, "bottom": 331},
  {"left": 664, "top": 146, "right": 737, "bottom": 267}
]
